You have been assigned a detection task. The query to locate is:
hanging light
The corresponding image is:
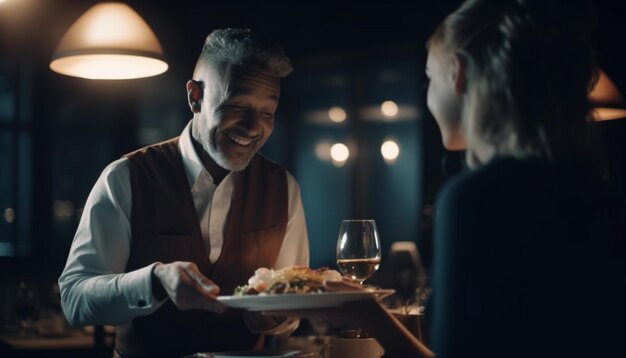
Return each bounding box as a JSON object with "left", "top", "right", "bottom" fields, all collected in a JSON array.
[
  {"left": 589, "top": 69, "right": 626, "bottom": 121},
  {"left": 50, "top": 2, "right": 168, "bottom": 80}
]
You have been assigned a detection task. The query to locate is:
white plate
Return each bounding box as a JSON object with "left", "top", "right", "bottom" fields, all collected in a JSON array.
[{"left": 217, "top": 290, "right": 394, "bottom": 311}]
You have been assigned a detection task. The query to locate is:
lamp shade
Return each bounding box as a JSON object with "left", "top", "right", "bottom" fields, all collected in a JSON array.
[
  {"left": 589, "top": 70, "right": 626, "bottom": 121},
  {"left": 50, "top": 2, "right": 168, "bottom": 80}
]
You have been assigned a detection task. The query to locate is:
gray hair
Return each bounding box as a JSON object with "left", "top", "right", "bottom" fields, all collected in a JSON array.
[{"left": 198, "top": 28, "right": 293, "bottom": 77}]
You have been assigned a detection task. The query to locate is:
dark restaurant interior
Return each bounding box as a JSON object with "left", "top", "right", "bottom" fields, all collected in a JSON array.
[{"left": 0, "top": 0, "right": 625, "bottom": 356}]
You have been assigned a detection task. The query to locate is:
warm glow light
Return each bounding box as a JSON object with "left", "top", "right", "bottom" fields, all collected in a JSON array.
[
  {"left": 330, "top": 143, "right": 350, "bottom": 163},
  {"left": 53, "top": 201, "right": 75, "bottom": 218},
  {"left": 589, "top": 70, "right": 626, "bottom": 121},
  {"left": 51, "top": 54, "right": 168, "bottom": 80},
  {"left": 4, "top": 208, "right": 15, "bottom": 223},
  {"left": 592, "top": 108, "right": 626, "bottom": 121},
  {"left": 381, "top": 100, "right": 399, "bottom": 118},
  {"left": 315, "top": 142, "right": 333, "bottom": 161},
  {"left": 381, "top": 140, "right": 400, "bottom": 162},
  {"left": 50, "top": 2, "right": 168, "bottom": 80},
  {"left": 328, "top": 106, "right": 347, "bottom": 123}
]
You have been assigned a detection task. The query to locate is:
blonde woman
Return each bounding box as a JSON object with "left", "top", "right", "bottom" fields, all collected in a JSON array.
[{"left": 268, "top": 1, "right": 623, "bottom": 357}]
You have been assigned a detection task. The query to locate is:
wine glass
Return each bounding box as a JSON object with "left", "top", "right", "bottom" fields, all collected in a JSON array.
[{"left": 336, "top": 219, "right": 382, "bottom": 285}]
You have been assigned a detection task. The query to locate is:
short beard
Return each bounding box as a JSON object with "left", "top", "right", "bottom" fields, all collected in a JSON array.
[
  {"left": 191, "top": 119, "right": 254, "bottom": 172},
  {"left": 206, "top": 139, "right": 250, "bottom": 172},
  {"left": 193, "top": 125, "right": 250, "bottom": 172}
]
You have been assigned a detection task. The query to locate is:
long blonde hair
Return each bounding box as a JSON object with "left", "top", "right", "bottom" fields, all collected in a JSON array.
[{"left": 428, "top": 0, "right": 600, "bottom": 168}]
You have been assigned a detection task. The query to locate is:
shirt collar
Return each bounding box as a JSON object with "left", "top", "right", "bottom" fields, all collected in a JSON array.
[{"left": 179, "top": 120, "right": 211, "bottom": 189}]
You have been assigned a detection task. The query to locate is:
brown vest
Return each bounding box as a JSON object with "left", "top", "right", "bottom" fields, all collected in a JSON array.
[{"left": 115, "top": 137, "right": 288, "bottom": 358}]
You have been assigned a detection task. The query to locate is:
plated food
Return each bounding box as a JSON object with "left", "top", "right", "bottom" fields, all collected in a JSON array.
[{"left": 234, "top": 266, "right": 342, "bottom": 295}]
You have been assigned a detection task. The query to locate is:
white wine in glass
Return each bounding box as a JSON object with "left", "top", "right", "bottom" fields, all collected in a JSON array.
[{"left": 336, "top": 219, "right": 382, "bottom": 284}]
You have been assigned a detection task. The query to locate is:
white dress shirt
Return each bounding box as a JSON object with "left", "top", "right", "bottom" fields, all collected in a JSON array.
[{"left": 59, "top": 121, "right": 309, "bottom": 326}]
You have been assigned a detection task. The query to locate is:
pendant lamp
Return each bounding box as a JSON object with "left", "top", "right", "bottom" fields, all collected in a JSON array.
[
  {"left": 589, "top": 70, "right": 626, "bottom": 121},
  {"left": 50, "top": 2, "right": 168, "bottom": 80}
]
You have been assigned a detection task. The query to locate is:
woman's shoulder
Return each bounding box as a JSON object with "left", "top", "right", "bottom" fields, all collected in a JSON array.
[
  {"left": 439, "top": 156, "right": 603, "bottom": 205},
  {"left": 436, "top": 157, "right": 524, "bottom": 202},
  {"left": 437, "top": 155, "right": 614, "bottom": 212}
]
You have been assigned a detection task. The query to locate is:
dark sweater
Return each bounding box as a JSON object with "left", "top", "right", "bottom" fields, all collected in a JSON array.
[{"left": 431, "top": 157, "right": 624, "bottom": 357}]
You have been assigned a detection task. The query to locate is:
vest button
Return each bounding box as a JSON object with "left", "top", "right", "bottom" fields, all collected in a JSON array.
[{"left": 137, "top": 299, "right": 147, "bottom": 307}]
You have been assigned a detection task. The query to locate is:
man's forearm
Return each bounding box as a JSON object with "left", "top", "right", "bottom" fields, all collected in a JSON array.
[{"left": 60, "top": 265, "right": 164, "bottom": 326}]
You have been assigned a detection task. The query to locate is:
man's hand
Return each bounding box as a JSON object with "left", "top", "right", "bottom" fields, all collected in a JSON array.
[{"left": 152, "top": 261, "right": 226, "bottom": 313}]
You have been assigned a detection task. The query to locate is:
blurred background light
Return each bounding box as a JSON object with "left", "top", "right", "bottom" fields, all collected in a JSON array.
[
  {"left": 53, "top": 200, "right": 75, "bottom": 219},
  {"left": 381, "top": 140, "right": 400, "bottom": 163},
  {"left": 4, "top": 208, "right": 15, "bottom": 223},
  {"left": 330, "top": 142, "right": 350, "bottom": 166},
  {"left": 328, "top": 106, "right": 347, "bottom": 123},
  {"left": 314, "top": 141, "right": 333, "bottom": 161},
  {"left": 381, "top": 100, "right": 399, "bottom": 118}
]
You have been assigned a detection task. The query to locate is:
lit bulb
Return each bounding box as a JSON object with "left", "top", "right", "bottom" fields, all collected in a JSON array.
[
  {"left": 381, "top": 100, "right": 399, "bottom": 118},
  {"left": 328, "top": 106, "right": 347, "bottom": 123},
  {"left": 381, "top": 140, "right": 400, "bottom": 162},
  {"left": 330, "top": 143, "right": 350, "bottom": 163}
]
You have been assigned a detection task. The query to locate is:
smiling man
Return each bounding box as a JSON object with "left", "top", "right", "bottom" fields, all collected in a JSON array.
[{"left": 58, "top": 29, "right": 309, "bottom": 358}]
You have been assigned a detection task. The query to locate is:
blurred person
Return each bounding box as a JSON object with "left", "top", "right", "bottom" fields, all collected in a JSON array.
[
  {"left": 59, "top": 28, "right": 309, "bottom": 358},
  {"left": 266, "top": 1, "right": 624, "bottom": 357}
]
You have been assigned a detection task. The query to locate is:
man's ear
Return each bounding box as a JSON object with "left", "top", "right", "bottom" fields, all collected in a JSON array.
[
  {"left": 450, "top": 53, "right": 467, "bottom": 94},
  {"left": 186, "top": 80, "right": 203, "bottom": 113}
]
